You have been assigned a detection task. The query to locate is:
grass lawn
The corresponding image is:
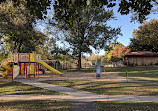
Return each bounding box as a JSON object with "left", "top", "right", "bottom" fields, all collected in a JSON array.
[
  {"left": 65, "top": 66, "right": 158, "bottom": 81},
  {"left": 43, "top": 80, "right": 158, "bottom": 95},
  {"left": 97, "top": 101, "right": 158, "bottom": 111},
  {"left": 118, "top": 66, "right": 158, "bottom": 82},
  {"left": 0, "top": 100, "right": 73, "bottom": 111},
  {"left": 0, "top": 81, "right": 64, "bottom": 95}
]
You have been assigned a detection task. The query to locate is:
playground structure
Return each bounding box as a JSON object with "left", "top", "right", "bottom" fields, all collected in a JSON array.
[{"left": 0, "top": 52, "right": 62, "bottom": 80}]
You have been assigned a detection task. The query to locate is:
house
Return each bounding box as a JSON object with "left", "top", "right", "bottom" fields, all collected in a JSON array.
[{"left": 124, "top": 51, "right": 158, "bottom": 66}]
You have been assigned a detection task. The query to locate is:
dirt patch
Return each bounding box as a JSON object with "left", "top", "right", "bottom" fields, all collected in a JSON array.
[
  {"left": 0, "top": 74, "right": 12, "bottom": 83},
  {"left": 31, "top": 71, "right": 126, "bottom": 82}
]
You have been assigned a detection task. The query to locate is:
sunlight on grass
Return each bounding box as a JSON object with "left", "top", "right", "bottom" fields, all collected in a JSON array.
[
  {"left": 0, "top": 81, "right": 64, "bottom": 95},
  {"left": 117, "top": 66, "right": 158, "bottom": 81},
  {"left": 43, "top": 80, "right": 158, "bottom": 95},
  {"left": 129, "top": 77, "right": 158, "bottom": 81}
]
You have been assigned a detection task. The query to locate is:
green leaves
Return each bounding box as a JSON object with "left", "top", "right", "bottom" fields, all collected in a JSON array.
[
  {"left": 0, "top": 0, "right": 51, "bottom": 19},
  {"left": 51, "top": 1, "right": 122, "bottom": 68},
  {"left": 0, "top": 1, "right": 47, "bottom": 53},
  {"left": 130, "top": 19, "right": 158, "bottom": 52},
  {"left": 53, "top": 0, "right": 157, "bottom": 23}
]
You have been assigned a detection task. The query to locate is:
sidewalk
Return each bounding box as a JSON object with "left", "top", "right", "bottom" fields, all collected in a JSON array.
[
  {"left": 3, "top": 78, "right": 156, "bottom": 102},
  {"left": 14, "top": 78, "right": 96, "bottom": 97},
  {"left": 1, "top": 94, "right": 158, "bottom": 102}
]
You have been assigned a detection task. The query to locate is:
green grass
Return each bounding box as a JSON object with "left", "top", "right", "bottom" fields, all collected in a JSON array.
[
  {"left": 0, "top": 81, "right": 64, "bottom": 95},
  {"left": 43, "top": 80, "right": 158, "bottom": 95},
  {"left": 117, "top": 66, "right": 158, "bottom": 81},
  {"left": 65, "top": 66, "right": 158, "bottom": 81},
  {"left": 0, "top": 100, "right": 73, "bottom": 111},
  {"left": 97, "top": 101, "right": 158, "bottom": 111}
]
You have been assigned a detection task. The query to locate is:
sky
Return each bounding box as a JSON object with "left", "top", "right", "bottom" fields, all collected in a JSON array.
[{"left": 97, "top": 4, "right": 158, "bottom": 55}]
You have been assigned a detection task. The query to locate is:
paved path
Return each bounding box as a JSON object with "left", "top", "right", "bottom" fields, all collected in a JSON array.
[
  {"left": 14, "top": 78, "right": 97, "bottom": 97},
  {"left": 3, "top": 78, "right": 155, "bottom": 102},
  {"left": 1, "top": 94, "right": 158, "bottom": 102},
  {"left": 1, "top": 79, "right": 158, "bottom": 111}
]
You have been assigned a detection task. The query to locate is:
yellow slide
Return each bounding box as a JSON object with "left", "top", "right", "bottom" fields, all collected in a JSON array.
[
  {"left": 1, "top": 59, "right": 12, "bottom": 78},
  {"left": 38, "top": 61, "right": 63, "bottom": 75}
]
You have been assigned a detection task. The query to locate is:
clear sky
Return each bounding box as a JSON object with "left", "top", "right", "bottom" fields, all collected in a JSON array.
[{"left": 97, "top": 5, "right": 158, "bottom": 55}]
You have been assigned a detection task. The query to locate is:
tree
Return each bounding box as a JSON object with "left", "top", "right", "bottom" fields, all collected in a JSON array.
[
  {"left": 1, "top": 0, "right": 157, "bottom": 23},
  {"left": 51, "top": 46, "right": 70, "bottom": 59},
  {"left": 105, "top": 43, "right": 124, "bottom": 62},
  {"left": 51, "top": 3, "right": 121, "bottom": 69},
  {"left": 117, "top": 0, "right": 157, "bottom": 23},
  {"left": 0, "top": 1, "right": 47, "bottom": 53},
  {"left": 111, "top": 46, "right": 130, "bottom": 62},
  {"left": 0, "top": 0, "right": 51, "bottom": 20},
  {"left": 52, "top": 0, "right": 158, "bottom": 24},
  {"left": 130, "top": 19, "right": 158, "bottom": 52},
  {"left": 91, "top": 0, "right": 158, "bottom": 23}
]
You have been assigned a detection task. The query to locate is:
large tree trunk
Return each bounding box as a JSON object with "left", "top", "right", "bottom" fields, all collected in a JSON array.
[{"left": 78, "top": 52, "right": 82, "bottom": 70}]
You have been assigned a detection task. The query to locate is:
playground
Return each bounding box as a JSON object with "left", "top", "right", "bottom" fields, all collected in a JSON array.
[
  {"left": 1, "top": 0, "right": 158, "bottom": 110},
  {"left": 0, "top": 52, "right": 62, "bottom": 80},
  {"left": 1, "top": 52, "right": 158, "bottom": 110},
  {"left": 0, "top": 52, "right": 128, "bottom": 83},
  {"left": 1, "top": 56, "right": 158, "bottom": 110}
]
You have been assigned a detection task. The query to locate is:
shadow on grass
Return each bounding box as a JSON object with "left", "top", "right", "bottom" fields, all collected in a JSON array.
[
  {"left": 43, "top": 80, "right": 158, "bottom": 96},
  {"left": 0, "top": 100, "right": 73, "bottom": 111},
  {"left": 97, "top": 101, "right": 158, "bottom": 111}
]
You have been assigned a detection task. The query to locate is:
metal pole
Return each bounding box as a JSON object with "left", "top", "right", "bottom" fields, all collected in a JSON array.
[
  {"left": 24, "top": 63, "right": 25, "bottom": 77},
  {"left": 12, "top": 63, "right": 14, "bottom": 81},
  {"left": 57, "top": 59, "right": 58, "bottom": 70},
  {"left": 26, "top": 67, "right": 27, "bottom": 79},
  {"left": 38, "top": 63, "right": 39, "bottom": 77},
  {"left": 52, "top": 61, "right": 54, "bottom": 68},
  {"left": 29, "top": 52, "right": 30, "bottom": 78},
  {"left": 34, "top": 63, "right": 35, "bottom": 78},
  {"left": 20, "top": 63, "right": 21, "bottom": 74}
]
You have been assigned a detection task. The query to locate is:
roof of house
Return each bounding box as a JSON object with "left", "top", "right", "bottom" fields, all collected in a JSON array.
[{"left": 124, "top": 51, "right": 158, "bottom": 57}]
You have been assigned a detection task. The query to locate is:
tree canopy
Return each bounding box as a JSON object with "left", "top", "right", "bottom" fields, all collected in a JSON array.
[
  {"left": 0, "top": 0, "right": 47, "bottom": 53},
  {"left": 105, "top": 43, "right": 124, "bottom": 62},
  {"left": 1, "top": 0, "right": 156, "bottom": 23},
  {"left": 0, "top": 0, "right": 51, "bottom": 20},
  {"left": 130, "top": 19, "right": 158, "bottom": 52},
  {"left": 111, "top": 46, "right": 130, "bottom": 62},
  {"left": 51, "top": 2, "right": 121, "bottom": 69},
  {"left": 1, "top": 0, "right": 157, "bottom": 63},
  {"left": 52, "top": 0, "right": 158, "bottom": 23}
]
